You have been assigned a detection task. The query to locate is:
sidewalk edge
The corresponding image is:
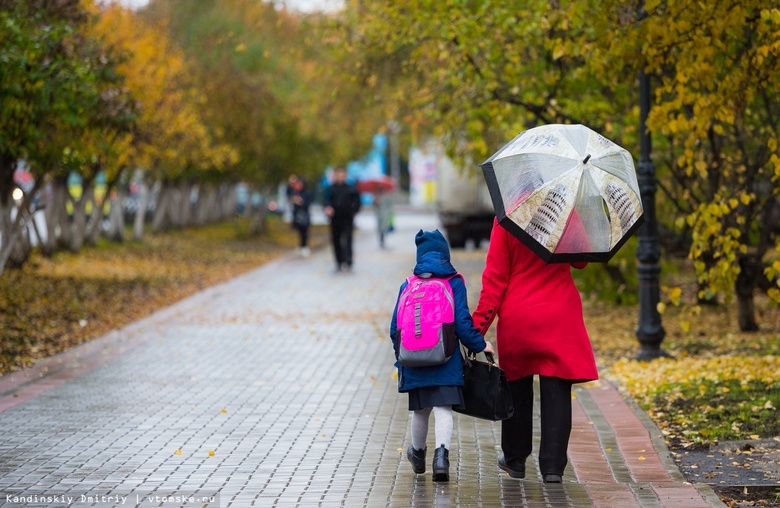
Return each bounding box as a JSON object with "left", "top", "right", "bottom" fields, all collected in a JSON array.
[{"left": 607, "top": 379, "right": 728, "bottom": 507}]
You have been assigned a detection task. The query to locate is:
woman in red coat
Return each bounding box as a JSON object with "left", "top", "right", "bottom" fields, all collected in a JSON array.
[{"left": 472, "top": 219, "right": 598, "bottom": 483}]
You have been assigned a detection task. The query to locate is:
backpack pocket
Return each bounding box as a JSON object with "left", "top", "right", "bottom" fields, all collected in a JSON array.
[{"left": 442, "top": 323, "right": 457, "bottom": 358}]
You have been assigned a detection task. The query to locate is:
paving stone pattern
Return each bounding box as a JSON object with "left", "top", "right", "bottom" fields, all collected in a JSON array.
[{"left": 0, "top": 211, "right": 724, "bottom": 507}]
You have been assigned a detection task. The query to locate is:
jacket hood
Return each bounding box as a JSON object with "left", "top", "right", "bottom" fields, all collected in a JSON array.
[{"left": 413, "top": 229, "right": 457, "bottom": 276}]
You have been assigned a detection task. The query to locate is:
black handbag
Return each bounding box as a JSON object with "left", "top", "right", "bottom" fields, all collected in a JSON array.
[
  {"left": 453, "top": 351, "right": 514, "bottom": 421},
  {"left": 292, "top": 208, "right": 310, "bottom": 228}
]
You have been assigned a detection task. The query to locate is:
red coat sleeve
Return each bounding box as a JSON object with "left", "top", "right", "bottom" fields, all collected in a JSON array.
[{"left": 473, "top": 220, "right": 510, "bottom": 335}]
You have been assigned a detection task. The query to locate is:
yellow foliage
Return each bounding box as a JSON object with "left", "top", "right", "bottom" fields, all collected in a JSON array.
[
  {"left": 668, "top": 287, "right": 682, "bottom": 306},
  {"left": 608, "top": 355, "right": 780, "bottom": 403},
  {"left": 92, "top": 4, "right": 237, "bottom": 176}
]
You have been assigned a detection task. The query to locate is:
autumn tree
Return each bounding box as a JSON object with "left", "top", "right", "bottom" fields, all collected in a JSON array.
[
  {"left": 0, "top": 0, "right": 98, "bottom": 271},
  {"left": 328, "top": 0, "right": 642, "bottom": 296},
  {"left": 578, "top": 1, "right": 780, "bottom": 330},
  {"left": 329, "top": 1, "right": 640, "bottom": 162},
  {"left": 94, "top": 3, "right": 238, "bottom": 239},
  {"left": 38, "top": 1, "right": 138, "bottom": 252},
  {"left": 643, "top": 2, "right": 779, "bottom": 331},
  {"left": 148, "top": 0, "right": 378, "bottom": 194},
  {"left": 331, "top": 0, "right": 780, "bottom": 332}
]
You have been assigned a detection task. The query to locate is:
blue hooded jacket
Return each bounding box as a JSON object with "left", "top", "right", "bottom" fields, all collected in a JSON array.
[{"left": 389, "top": 229, "right": 487, "bottom": 392}]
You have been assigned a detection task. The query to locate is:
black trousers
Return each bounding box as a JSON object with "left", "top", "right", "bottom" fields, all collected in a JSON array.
[
  {"left": 330, "top": 217, "right": 354, "bottom": 267},
  {"left": 295, "top": 225, "right": 309, "bottom": 248},
  {"left": 501, "top": 375, "right": 573, "bottom": 476}
]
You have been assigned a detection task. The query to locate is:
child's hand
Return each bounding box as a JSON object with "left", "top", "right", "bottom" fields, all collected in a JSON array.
[{"left": 482, "top": 341, "right": 495, "bottom": 356}]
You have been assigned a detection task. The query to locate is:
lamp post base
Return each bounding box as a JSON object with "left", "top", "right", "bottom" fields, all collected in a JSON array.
[{"left": 635, "top": 346, "right": 672, "bottom": 361}]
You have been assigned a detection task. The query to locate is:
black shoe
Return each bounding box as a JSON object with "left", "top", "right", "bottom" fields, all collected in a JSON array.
[
  {"left": 432, "top": 445, "right": 449, "bottom": 482},
  {"left": 498, "top": 454, "right": 525, "bottom": 478},
  {"left": 407, "top": 446, "right": 426, "bottom": 474},
  {"left": 543, "top": 474, "right": 562, "bottom": 483}
]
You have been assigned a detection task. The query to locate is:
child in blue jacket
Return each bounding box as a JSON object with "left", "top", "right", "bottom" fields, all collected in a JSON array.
[{"left": 390, "top": 229, "right": 494, "bottom": 481}]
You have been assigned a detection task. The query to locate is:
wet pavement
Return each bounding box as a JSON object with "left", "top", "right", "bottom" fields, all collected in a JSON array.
[{"left": 0, "top": 209, "right": 725, "bottom": 507}]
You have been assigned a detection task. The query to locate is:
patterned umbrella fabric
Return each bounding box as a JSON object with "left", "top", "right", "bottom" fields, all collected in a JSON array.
[{"left": 481, "top": 124, "right": 643, "bottom": 263}]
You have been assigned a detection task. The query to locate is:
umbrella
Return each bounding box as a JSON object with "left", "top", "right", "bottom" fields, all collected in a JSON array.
[
  {"left": 357, "top": 176, "right": 396, "bottom": 194},
  {"left": 480, "top": 124, "right": 644, "bottom": 263}
]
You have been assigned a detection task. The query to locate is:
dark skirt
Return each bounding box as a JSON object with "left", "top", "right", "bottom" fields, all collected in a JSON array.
[{"left": 408, "top": 385, "right": 465, "bottom": 411}]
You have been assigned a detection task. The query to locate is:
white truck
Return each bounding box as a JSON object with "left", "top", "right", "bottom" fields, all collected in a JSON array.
[{"left": 435, "top": 154, "right": 495, "bottom": 249}]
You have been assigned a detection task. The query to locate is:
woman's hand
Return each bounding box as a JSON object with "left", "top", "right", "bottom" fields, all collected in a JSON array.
[{"left": 482, "top": 341, "right": 495, "bottom": 356}]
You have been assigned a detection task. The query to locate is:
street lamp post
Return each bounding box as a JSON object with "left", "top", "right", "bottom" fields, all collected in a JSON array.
[
  {"left": 387, "top": 120, "right": 401, "bottom": 202},
  {"left": 635, "top": 70, "right": 667, "bottom": 360}
]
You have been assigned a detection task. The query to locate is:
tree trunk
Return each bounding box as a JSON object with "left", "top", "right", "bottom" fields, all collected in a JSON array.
[
  {"left": 85, "top": 186, "right": 103, "bottom": 246},
  {"left": 107, "top": 187, "right": 125, "bottom": 242},
  {"left": 222, "top": 183, "right": 237, "bottom": 220},
  {"left": 0, "top": 175, "right": 41, "bottom": 273},
  {"left": 152, "top": 183, "right": 172, "bottom": 232},
  {"left": 45, "top": 175, "right": 70, "bottom": 253},
  {"left": 0, "top": 200, "right": 16, "bottom": 272},
  {"left": 12, "top": 205, "right": 32, "bottom": 265},
  {"left": 133, "top": 179, "right": 150, "bottom": 241},
  {"left": 0, "top": 151, "right": 16, "bottom": 270},
  {"left": 168, "top": 185, "right": 181, "bottom": 229},
  {"left": 247, "top": 189, "right": 269, "bottom": 235},
  {"left": 180, "top": 181, "right": 193, "bottom": 228},
  {"left": 736, "top": 254, "right": 760, "bottom": 332},
  {"left": 196, "top": 185, "right": 216, "bottom": 225},
  {"left": 69, "top": 179, "right": 93, "bottom": 253}
]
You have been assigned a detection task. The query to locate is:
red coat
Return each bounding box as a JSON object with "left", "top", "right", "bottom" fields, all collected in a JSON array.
[{"left": 472, "top": 220, "right": 598, "bottom": 383}]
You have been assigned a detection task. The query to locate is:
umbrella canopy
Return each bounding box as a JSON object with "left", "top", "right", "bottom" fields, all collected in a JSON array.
[
  {"left": 357, "top": 176, "right": 396, "bottom": 194},
  {"left": 481, "top": 124, "right": 644, "bottom": 263}
]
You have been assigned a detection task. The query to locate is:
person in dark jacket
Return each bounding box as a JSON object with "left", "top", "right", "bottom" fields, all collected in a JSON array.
[
  {"left": 288, "top": 175, "right": 313, "bottom": 257},
  {"left": 390, "top": 229, "right": 494, "bottom": 482},
  {"left": 323, "top": 167, "right": 361, "bottom": 272}
]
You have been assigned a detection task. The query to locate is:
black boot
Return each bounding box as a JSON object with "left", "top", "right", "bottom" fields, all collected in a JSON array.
[
  {"left": 432, "top": 445, "right": 449, "bottom": 482},
  {"left": 407, "top": 446, "right": 426, "bottom": 474}
]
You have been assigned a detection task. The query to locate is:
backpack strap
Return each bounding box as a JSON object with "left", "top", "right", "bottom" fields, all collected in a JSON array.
[{"left": 445, "top": 273, "right": 464, "bottom": 286}]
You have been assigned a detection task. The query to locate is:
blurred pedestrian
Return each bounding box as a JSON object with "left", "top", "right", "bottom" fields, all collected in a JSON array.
[
  {"left": 323, "top": 167, "right": 361, "bottom": 272},
  {"left": 374, "top": 188, "right": 393, "bottom": 248},
  {"left": 390, "top": 229, "right": 494, "bottom": 481},
  {"left": 472, "top": 218, "right": 598, "bottom": 484},
  {"left": 288, "top": 175, "right": 312, "bottom": 257}
]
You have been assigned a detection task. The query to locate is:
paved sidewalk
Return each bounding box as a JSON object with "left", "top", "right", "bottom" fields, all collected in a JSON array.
[{"left": 0, "top": 210, "right": 724, "bottom": 507}]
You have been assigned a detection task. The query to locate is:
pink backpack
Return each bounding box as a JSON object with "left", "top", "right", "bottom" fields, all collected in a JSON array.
[{"left": 396, "top": 274, "right": 460, "bottom": 367}]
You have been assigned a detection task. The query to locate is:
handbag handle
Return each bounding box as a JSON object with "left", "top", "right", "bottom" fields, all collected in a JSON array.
[{"left": 461, "top": 346, "right": 498, "bottom": 368}]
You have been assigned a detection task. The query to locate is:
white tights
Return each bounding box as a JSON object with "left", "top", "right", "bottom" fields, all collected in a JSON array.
[{"left": 411, "top": 406, "right": 453, "bottom": 451}]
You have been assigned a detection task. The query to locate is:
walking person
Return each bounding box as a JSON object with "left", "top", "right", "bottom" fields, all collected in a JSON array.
[
  {"left": 288, "top": 175, "right": 312, "bottom": 257},
  {"left": 472, "top": 218, "right": 598, "bottom": 483},
  {"left": 323, "top": 167, "right": 361, "bottom": 272},
  {"left": 374, "top": 188, "right": 393, "bottom": 249},
  {"left": 390, "top": 229, "right": 494, "bottom": 481}
]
